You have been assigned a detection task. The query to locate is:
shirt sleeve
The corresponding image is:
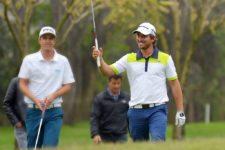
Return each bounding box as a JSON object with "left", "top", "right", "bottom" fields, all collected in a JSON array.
[
  {"left": 166, "top": 56, "right": 178, "bottom": 80},
  {"left": 110, "top": 54, "right": 128, "bottom": 74},
  {"left": 63, "top": 58, "right": 75, "bottom": 84},
  {"left": 18, "top": 56, "right": 30, "bottom": 79}
]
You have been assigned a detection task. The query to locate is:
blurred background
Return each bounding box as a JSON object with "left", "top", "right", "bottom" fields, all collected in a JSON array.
[{"left": 1, "top": 0, "right": 225, "bottom": 140}]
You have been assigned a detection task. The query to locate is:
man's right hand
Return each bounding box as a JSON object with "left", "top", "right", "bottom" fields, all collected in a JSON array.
[
  {"left": 92, "top": 46, "right": 103, "bottom": 60},
  {"left": 93, "top": 135, "right": 102, "bottom": 144}
]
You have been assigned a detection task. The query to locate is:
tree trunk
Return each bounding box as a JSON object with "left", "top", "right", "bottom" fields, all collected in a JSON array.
[{"left": 61, "top": 20, "right": 100, "bottom": 124}]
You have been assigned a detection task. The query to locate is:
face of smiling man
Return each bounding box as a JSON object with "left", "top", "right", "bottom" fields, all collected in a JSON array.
[{"left": 135, "top": 32, "right": 156, "bottom": 51}]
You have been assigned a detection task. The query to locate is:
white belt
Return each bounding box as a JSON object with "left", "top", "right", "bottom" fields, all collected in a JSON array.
[
  {"left": 130, "top": 102, "right": 166, "bottom": 109},
  {"left": 27, "top": 103, "right": 62, "bottom": 109}
]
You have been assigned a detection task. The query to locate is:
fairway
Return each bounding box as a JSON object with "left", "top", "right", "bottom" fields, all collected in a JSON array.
[{"left": 1, "top": 121, "right": 225, "bottom": 149}]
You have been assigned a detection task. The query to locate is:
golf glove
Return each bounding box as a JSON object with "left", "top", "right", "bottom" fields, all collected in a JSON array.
[{"left": 175, "top": 111, "right": 186, "bottom": 127}]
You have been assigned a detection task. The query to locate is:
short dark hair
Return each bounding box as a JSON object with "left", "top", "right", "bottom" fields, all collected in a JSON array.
[{"left": 108, "top": 74, "right": 122, "bottom": 81}]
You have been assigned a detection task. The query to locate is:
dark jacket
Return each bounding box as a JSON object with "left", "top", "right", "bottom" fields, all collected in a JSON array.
[
  {"left": 3, "top": 77, "right": 27, "bottom": 126},
  {"left": 90, "top": 90, "right": 130, "bottom": 138}
]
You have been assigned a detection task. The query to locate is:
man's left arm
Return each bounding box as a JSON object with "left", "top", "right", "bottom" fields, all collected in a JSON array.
[
  {"left": 45, "top": 84, "right": 72, "bottom": 107},
  {"left": 45, "top": 57, "right": 75, "bottom": 106},
  {"left": 168, "top": 79, "right": 186, "bottom": 127},
  {"left": 168, "top": 79, "right": 184, "bottom": 111}
]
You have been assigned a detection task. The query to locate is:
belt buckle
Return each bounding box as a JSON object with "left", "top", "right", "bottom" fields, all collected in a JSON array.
[{"left": 142, "top": 104, "right": 150, "bottom": 109}]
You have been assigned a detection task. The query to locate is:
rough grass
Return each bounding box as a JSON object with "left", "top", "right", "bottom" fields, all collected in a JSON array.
[{"left": 1, "top": 121, "right": 225, "bottom": 150}]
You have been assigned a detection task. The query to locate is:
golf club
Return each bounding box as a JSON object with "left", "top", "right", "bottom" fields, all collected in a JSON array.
[
  {"left": 34, "top": 110, "right": 45, "bottom": 150},
  {"left": 91, "top": 0, "right": 101, "bottom": 67}
]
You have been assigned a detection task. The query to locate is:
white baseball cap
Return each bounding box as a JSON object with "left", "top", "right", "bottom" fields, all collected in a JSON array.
[
  {"left": 133, "top": 22, "right": 156, "bottom": 36},
  {"left": 39, "top": 26, "right": 56, "bottom": 38}
]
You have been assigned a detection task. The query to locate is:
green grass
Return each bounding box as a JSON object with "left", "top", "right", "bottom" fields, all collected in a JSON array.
[
  {"left": 1, "top": 121, "right": 225, "bottom": 150},
  {"left": 0, "top": 127, "right": 15, "bottom": 150},
  {"left": 59, "top": 138, "right": 225, "bottom": 150},
  {"left": 186, "top": 122, "right": 225, "bottom": 138},
  {"left": 60, "top": 121, "right": 92, "bottom": 146}
]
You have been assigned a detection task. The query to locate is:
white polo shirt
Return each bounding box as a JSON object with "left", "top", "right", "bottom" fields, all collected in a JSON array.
[
  {"left": 18, "top": 50, "right": 75, "bottom": 104},
  {"left": 111, "top": 48, "right": 177, "bottom": 106}
]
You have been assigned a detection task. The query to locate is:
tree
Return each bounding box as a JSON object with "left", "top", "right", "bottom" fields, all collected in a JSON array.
[{"left": 165, "top": 0, "right": 225, "bottom": 139}]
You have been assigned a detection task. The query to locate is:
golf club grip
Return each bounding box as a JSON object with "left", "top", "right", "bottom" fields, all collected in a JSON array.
[{"left": 94, "top": 38, "right": 101, "bottom": 67}]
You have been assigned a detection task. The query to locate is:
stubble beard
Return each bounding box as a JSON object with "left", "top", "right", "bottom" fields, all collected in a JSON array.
[{"left": 138, "top": 42, "right": 151, "bottom": 51}]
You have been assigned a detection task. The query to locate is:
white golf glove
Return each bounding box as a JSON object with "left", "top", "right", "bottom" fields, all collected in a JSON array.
[{"left": 175, "top": 111, "right": 186, "bottom": 127}]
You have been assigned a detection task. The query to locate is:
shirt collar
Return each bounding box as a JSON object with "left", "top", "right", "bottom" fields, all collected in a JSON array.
[
  {"left": 136, "top": 47, "right": 159, "bottom": 60},
  {"left": 37, "top": 49, "right": 59, "bottom": 62}
]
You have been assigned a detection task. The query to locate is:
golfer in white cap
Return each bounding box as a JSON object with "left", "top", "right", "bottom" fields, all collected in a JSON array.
[
  {"left": 92, "top": 22, "right": 185, "bottom": 142},
  {"left": 18, "top": 26, "right": 75, "bottom": 149}
]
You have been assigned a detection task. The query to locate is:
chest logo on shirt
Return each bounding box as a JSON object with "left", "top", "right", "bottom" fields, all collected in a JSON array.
[{"left": 54, "top": 69, "right": 61, "bottom": 73}]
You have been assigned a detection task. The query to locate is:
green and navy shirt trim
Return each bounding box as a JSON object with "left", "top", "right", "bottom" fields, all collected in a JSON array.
[{"left": 136, "top": 48, "right": 158, "bottom": 72}]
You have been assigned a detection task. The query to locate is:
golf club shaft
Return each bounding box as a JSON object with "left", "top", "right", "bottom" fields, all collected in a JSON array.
[{"left": 91, "top": 0, "right": 101, "bottom": 67}]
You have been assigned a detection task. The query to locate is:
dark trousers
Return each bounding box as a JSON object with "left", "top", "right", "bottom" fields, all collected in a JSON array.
[{"left": 100, "top": 133, "right": 128, "bottom": 143}]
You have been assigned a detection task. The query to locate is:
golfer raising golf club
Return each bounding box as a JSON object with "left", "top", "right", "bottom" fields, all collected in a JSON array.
[
  {"left": 92, "top": 22, "right": 186, "bottom": 142},
  {"left": 18, "top": 26, "right": 75, "bottom": 149}
]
